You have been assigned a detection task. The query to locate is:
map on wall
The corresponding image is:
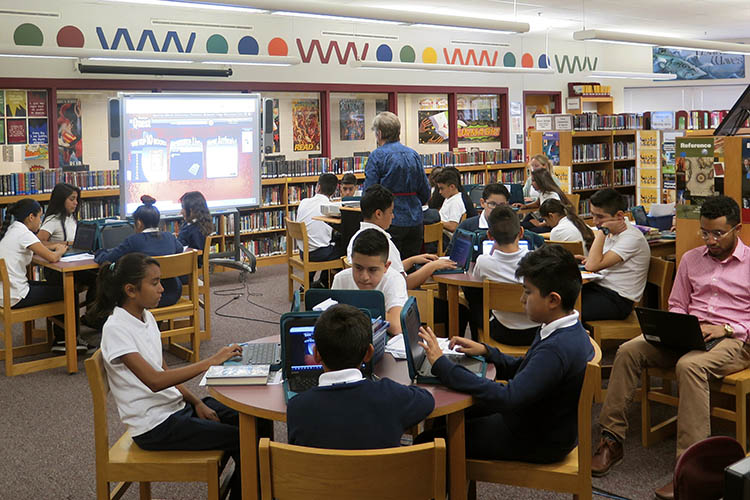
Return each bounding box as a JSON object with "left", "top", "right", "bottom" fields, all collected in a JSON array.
[{"left": 653, "top": 47, "right": 745, "bottom": 80}]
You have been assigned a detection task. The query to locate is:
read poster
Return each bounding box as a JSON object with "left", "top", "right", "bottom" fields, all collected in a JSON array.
[
  {"left": 742, "top": 138, "right": 750, "bottom": 222},
  {"left": 292, "top": 99, "right": 320, "bottom": 152},
  {"left": 339, "top": 99, "right": 365, "bottom": 141},
  {"left": 418, "top": 96, "right": 448, "bottom": 144},
  {"left": 675, "top": 137, "right": 714, "bottom": 209},
  {"left": 5, "top": 90, "right": 26, "bottom": 117},
  {"left": 57, "top": 98, "right": 83, "bottom": 166},
  {"left": 542, "top": 132, "right": 560, "bottom": 166}
]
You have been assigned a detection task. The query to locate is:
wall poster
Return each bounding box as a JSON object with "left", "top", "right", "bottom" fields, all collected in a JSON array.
[
  {"left": 456, "top": 95, "right": 501, "bottom": 143},
  {"left": 27, "top": 91, "right": 47, "bottom": 117},
  {"left": 5, "top": 90, "right": 27, "bottom": 117},
  {"left": 675, "top": 137, "right": 715, "bottom": 206},
  {"left": 339, "top": 99, "right": 365, "bottom": 141},
  {"left": 418, "top": 96, "right": 448, "bottom": 144},
  {"left": 272, "top": 98, "right": 280, "bottom": 153},
  {"left": 6, "top": 118, "right": 27, "bottom": 144},
  {"left": 57, "top": 98, "right": 83, "bottom": 166},
  {"left": 291, "top": 99, "right": 320, "bottom": 152},
  {"left": 653, "top": 47, "right": 745, "bottom": 80},
  {"left": 542, "top": 132, "right": 560, "bottom": 166}
]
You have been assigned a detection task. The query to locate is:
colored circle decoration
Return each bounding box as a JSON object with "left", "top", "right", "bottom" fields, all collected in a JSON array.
[
  {"left": 538, "top": 54, "right": 550, "bottom": 69},
  {"left": 521, "top": 53, "right": 534, "bottom": 68},
  {"left": 238, "top": 36, "right": 259, "bottom": 55},
  {"left": 422, "top": 47, "right": 437, "bottom": 64},
  {"left": 399, "top": 45, "right": 416, "bottom": 63},
  {"left": 503, "top": 52, "right": 516, "bottom": 67},
  {"left": 268, "top": 37, "right": 288, "bottom": 56},
  {"left": 206, "top": 34, "right": 228, "bottom": 54},
  {"left": 56, "top": 25, "right": 84, "bottom": 48},
  {"left": 14, "top": 23, "right": 43, "bottom": 46},
  {"left": 376, "top": 44, "right": 393, "bottom": 62}
]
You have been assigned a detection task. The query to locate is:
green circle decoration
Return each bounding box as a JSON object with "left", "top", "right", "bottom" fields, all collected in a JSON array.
[
  {"left": 503, "top": 52, "right": 516, "bottom": 67},
  {"left": 14, "top": 23, "right": 43, "bottom": 46},
  {"left": 399, "top": 45, "right": 416, "bottom": 63},
  {"left": 206, "top": 34, "right": 229, "bottom": 54}
]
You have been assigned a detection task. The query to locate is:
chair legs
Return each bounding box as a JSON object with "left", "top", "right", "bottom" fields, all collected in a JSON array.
[{"left": 138, "top": 482, "right": 151, "bottom": 500}]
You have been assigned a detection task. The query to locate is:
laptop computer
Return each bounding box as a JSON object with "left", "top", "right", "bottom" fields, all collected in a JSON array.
[
  {"left": 63, "top": 222, "right": 97, "bottom": 256},
  {"left": 399, "top": 296, "right": 486, "bottom": 384},
  {"left": 233, "top": 342, "right": 282, "bottom": 370},
  {"left": 432, "top": 230, "right": 474, "bottom": 275},
  {"left": 635, "top": 307, "right": 723, "bottom": 352},
  {"left": 100, "top": 222, "right": 134, "bottom": 250}
]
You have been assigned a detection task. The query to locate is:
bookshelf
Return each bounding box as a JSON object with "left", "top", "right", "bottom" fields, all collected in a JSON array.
[{"left": 529, "top": 130, "right": 637, "bottom": 216}]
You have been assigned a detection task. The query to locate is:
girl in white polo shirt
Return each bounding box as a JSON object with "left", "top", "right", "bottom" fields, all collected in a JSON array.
[
  {"left": 516, "top": 169, "right": 572, "bottom": 234},
  {"left": 37, "top": 183, "right": 80, "bottom": 245},
  {"left": 540, "top": 199, "right": 595, "bottom": 256},
  {"left": 96, "top": 253, "right": 244, "bottom": 500}
]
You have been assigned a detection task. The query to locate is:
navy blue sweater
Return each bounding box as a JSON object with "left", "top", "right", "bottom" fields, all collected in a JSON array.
[
  {"left": 95, "top": 231, "right": 184, "bottom": 307},
  {"left": 178, "top": 222, "right": 206, "bottom": 252},
  {"left": 432, "top": 321, "right": 594, "bottom": 459},
  {"left": 287, "top": 377, "right": 434, "bottom": 449}
]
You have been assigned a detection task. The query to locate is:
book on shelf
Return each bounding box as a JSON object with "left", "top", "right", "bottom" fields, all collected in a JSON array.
[
  {"left": 613, "top": 141, "right": 636, "bottom": 160},
  {"left": 0, "top": 169, "right": 119, "bottom": 196},
  {"left": 572, "top": 113, "right": 643, "bottom": 131},
  {"left": 572, "top": 143, "right": 611, "bottom": 163},
  {"left": 204, "top": 364, "right": 270, "bottom": 386},
  {"left": 572, "top": 170, "right": 611, "bottom": 191},
  {"left": 614, "top": 166, "right": 636, "bottom": 186}
]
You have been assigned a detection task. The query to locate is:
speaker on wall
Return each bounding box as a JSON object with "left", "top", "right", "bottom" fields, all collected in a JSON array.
[
  {"left": 108, "top": 98, "right": 121, "bottom": 161},
  {"left": 263, "top": 98, "right": 274, "bottom": 154}
]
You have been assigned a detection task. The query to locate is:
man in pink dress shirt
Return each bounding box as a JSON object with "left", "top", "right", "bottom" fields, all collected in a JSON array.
[{"left": 591, "top": 196, "right": 750, "bottom": 500}]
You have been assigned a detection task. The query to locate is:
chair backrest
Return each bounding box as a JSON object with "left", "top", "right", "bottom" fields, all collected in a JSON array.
[
  {"left": 469, "top": 185, "right": 485, "bottom": 209},
  {"left": 152, "top": 250, "right": 198, "bottom": 280},
  {"left": 0, "top": 259, "right": 13, "bottom": 317},
  {"left": 286, "top": 218, "right": 309, "bottom": 261},
  {"left": 408, "top": 288, "right": 435, "bottom": 330},
  {"left": 549, "top": 240, "right": 584, "bottom": 256},
  {"left": 304, "top": 289, "right": 386, "bottom": 319},
  {"left": 258, "top": 438, "right": 446, "bottom": 500},
  {"left": 567, "top": 193, "right": 580, "bottom": 214},
  {"left": 423, "top": 222, "right": 444, "bottom": 255},
  {"left": 483, "top": 280, "right": 582, "bottom": 323},
  {"left": 674, "top": 436, "right": 745, "bottom": 500},
  {"left": 577, "top": 344, "right": 602, "bottom": 480},
  {"left": 85, "top": 350, "right": 112, "bottom": 472},
  {"left": 646, "top": 256, "right": 675, "bottom": 310}
]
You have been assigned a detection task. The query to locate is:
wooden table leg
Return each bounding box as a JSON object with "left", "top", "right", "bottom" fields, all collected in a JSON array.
[
  {"left": 447, "top": 410, "right": 468, "bottom": 500},
  {"left": 63, "top": 271, "right": 78, "bottom": 374},
  {"left": 239, "top": 413, "right": 259, "bottom": 500},
  {"left": 447, "top": 284, "right": 459, "bottom": 338}
]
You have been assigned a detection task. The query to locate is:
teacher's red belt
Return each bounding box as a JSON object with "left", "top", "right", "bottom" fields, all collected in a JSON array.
[{"left": 393, "top": 192, "right": 416, "bottom": 196}]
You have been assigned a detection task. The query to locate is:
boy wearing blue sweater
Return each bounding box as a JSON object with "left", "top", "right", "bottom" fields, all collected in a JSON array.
[
  {"left": 287, "top": 304, "right": 434, "bottom": 449},
  {"left": 418, "top": 244, "right": 594, "bottom": 463}
]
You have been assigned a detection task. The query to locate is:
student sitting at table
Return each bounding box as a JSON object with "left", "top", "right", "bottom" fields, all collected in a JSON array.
[
  {"left": 333, "top": 229, "right": 408, "bottom": 335},
  {"left": 347, "top": 184, "right": 456, "bottom": 289},
  {"left": 435, "top": 169, "right": 466, "bottom": 237},
  {"left": 539, "top": 199, "right": 595, "bottom": 256},
  {"left": 522, "top": 154, "right": 563, "bottom": 200},
  {"left": 0, "top": 198, "right": 73, "bottom": 351},
  {"left": 295, "top": 173, "right": 341, "bottom": 287},
  {"left": 515, "top": 169, "right": 572, "bottom": 234},
  {"left": 37, "top": 183, "right": 80, "bottom": 246},
  {"left": 445, "top": 183, "right": 509, "bottom": 255},
  {"left": 471, "top": 205, "right": 541, "bottom": 346},
  {"left": 581, "top": 188, "right": 649, "bottom": 322},
  {"left": 418, "top": 244, "right": 594, "bottom": 463},
  {"left": 177, "top": 191, "right": 214, "bottom": 254},
  {"left": 287, "top": 304, "right": 434, "bottom": 449},
  {"left": 96, "top": 252, "right": 244, "bottom": 500},
  {"left": 339, "top": 172, "right": 359, "bottom": 198}
]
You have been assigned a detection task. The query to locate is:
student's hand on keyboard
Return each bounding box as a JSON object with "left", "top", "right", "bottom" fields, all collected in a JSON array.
[
  {"left": 418, "top": 326, "right": 445, "bottom": 365},
  {"left": 428, "top": 258, "right": 457, "bottom": 273},
  {"left": 209, "top": 344, "right": 243, "bottom": 365},
  {"left": 700, "top": 323, "right": 726, "bottom": 341},
  {"left": 448, "top": 337, "right": 489, "bottom": 357}
]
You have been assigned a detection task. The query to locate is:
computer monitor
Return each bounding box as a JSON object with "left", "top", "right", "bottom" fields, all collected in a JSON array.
[{"left": 714, "top": 84, "right": 750, "bottom": 136}]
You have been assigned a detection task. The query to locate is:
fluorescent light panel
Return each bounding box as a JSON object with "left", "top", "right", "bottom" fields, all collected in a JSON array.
[
  {"left": 574, "top": 29, "right": 750, "bottom": 54},
  {"left": 352, "top": 60, "right": 554, "bottom": 74},
  {"left": 103, "top": 0, "right": 267, "bottom": 13},
  {"left": 271, "top": 11, "right": 403, "bottom": 25},
  {"left": 585, "top": 71, "right": 677, "bottom": 81}
]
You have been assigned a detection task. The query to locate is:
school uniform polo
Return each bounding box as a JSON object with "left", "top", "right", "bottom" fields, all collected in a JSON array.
[
  {"left": 331, "top": 267, "right": 408, "bottom": 312},
  {"left": 597, "top": 221, "right": 650, "bottom": 302},
  {"left": 40, "top": 214, "right": 77, "bottom": 242},
  {"left": 0, "top": 221, "right": 40, "bottom": 306},
  {"left": 177, "top": 220, "right": 206, "bottom": 251},
  {"left": 550, "top": 217, "right": 590, "bottom": 256},
  {"left": 439, "top": 192, "right": 466, "bottom": 224},
  {"left": 295, "top": 193, "right": 333, "bottom": 252},
  {"left": 346, "top": 222, "right": 404, "bottom": 275}
]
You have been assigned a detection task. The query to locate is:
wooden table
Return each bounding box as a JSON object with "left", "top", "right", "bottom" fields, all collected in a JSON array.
[
  {"left": 433, "top": 269, "right": 482, "bottom": 339},
  {"left": 32, "top": 255, "right": 98, "bottom": 373},
  {"left": 210, "top": 335, "right": 495, "bottom": 500},
  {"left": 311, "top": 215, "right": 342, "bottom": 226},
  {"left": 648, "top": 239, "right": 676, "bottom": 258}
]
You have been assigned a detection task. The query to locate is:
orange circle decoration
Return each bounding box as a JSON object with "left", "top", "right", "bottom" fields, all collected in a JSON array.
[
  {"left": 521, "top": 53, "right": 534, "bottom": 68},
  {"left": 422, "top": 47, "right": 438, "bottom": 64},
  {"left": 268, "top": 37, "right": 288, "bottom": 56},
  {"left": 57, "top": 25, "right": 84, "bottom": 48}
]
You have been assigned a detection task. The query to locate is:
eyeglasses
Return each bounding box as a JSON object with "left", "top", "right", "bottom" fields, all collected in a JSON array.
[
  {"left": 485, "top": 201, "right": 503, "bottom": 209},
  {"left": 698, "top": 225, "right": 739, "bottom": 241}
]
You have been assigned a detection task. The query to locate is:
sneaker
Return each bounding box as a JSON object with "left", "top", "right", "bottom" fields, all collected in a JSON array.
[
  {"left": 51, "top": 338, "right": 90, "bottom": 353},
  {"left": 591, "top": 434, "right": 623, "bottom": 477}
]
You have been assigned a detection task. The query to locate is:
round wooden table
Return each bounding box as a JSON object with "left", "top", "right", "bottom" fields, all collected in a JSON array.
[{"left": 209, "top": 335, "right": 496, "bottom": 500}]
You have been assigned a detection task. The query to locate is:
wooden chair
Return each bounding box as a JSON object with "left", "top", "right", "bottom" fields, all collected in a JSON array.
[
  {"left": 480, "top": 281, "right": 582, "bottom": 358},
  {"left": 423, "top": 222, "right": 444, "bottom": 256},
  {"left": 286, "top": 218, "right": 343, "bottom": 302},
  {"left": 152, "top": 251, "right": 201, "bottom": 362},
  {"left": 0, "top": 259, "right": 67, "bottom": 376},
  {"left": 258, "top": 437, "right": 445, "bottom": 500},
  {"left": 409, "top": 288, "right": 436, "bottom": 331},
  {"left": 467, "top": 340, "right": 602, "bottom": 500},
  {"left": 443, "top": 213, "right": 468, "bottom": 244},
  {"left": 587, "top": 256, "right": 675, "bottom": 403},
  {"left": 85, "top": 350, "right": 230, "bottom": 500},
  {"left": 566, "top": 193, "right": 581, "bottom": 214},
  {"left": 181, "top": 234, "right": 222, "bottom": 341},
  {"left": 548, "top": 240, "right": 584, "bottom": 256}
]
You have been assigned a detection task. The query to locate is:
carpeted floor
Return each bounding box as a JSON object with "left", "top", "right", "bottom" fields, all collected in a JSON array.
[{"left": 1, "top": 263, "right": 693, "bottom": 499}]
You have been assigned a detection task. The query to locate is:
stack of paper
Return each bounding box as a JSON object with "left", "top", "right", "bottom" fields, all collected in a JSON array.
[{"left": 385, "top": 334, "right": 463, "bottom": 360}]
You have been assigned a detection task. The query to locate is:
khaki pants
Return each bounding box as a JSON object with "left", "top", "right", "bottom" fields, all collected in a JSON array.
[{"left": 599, "top": 335, "right": 750, "bottom": 457}]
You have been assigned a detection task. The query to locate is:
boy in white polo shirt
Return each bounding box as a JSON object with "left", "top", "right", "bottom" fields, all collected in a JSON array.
[
  {"left": 333, "top": 228, "right": 408, "bottom": 335},
  {"left": 582, "top": 188, "right": 650, "bottom": 322},
  {"left": 435, "top": 169, "right": 466, "bottom": 233},
  {"left": 472, "top": 205, "right": 541, "bottom": 346}
]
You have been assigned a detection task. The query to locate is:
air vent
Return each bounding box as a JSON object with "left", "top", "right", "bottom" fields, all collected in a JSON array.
[
  {"left": 321, "top": 31, "right": 398, "bottom": 41},
  {"left": 0, "top": 9, "right": 59, "bottom": 18},
  {"left": 451, "top": 40, "right": 510, "bottom": 47},
  {"left": 152, "top": 19, "right": 252, "bottom": 30}
]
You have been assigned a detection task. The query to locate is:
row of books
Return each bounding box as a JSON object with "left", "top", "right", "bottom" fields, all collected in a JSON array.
[
  {"left": 0, "top": 169, "right": 119, "bottom": 196},
  {"left": 573, "top": 113, "right": 644, "bottom": 131},
  {"left": 420, "top": 149, "right": 523, "bottom": 167},
  {"left": 228, "top": 235, "right": 287, "bottom": 258},
  {"left": 223, "top": 210, "right": 285, "bottom": 235},
  {"left": 572, "top": 170, "right": 611, "bottom": 191},
  {"left": 460, "top": 172, "right": 485, "bottom": 185},
  {"left": 489, "top": 169, "right": 525, "bottom": 184},
  {"left": 77, "top": 199, "right": 120, "bottom": 220},
  {"left": 614, "top": 166, "right": 636, "bottom": 186},
  {"left": 579, "top": 193, "right": 634, "bottom": 217},
  {"left": 613, "top": 142, "right": 636, "bottom": 160},
  {"left": 262, "top": 186, "right": 283, "bottom": 206},
  {"left": 288, "top": 184, "right": 316, "bottom": 204},
  {"left": 572, "top": 143, "right": 610, "bottom": 163}
]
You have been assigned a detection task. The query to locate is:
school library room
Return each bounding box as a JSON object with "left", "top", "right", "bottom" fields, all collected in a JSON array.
[{"left": 5, "top": 1, "right": 750, "bottom": 499}]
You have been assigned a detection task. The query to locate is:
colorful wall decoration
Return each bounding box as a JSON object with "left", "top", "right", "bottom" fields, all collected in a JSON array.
[{"left": 653, "top": 47, "right": 745, "bottom": 80}]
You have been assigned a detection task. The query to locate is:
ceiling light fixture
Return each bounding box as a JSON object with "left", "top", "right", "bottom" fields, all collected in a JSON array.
[
  {"left": 584, "top": 71, "right": 677, "bottom": 81},
  {"left": 574, "top": 29, "right": 750, "bottom": 55},
  {"left": 102, "top": 0, "right": 267, "bottom": 14},
  {"left": 351, "top": 60, "right": 554, "bottom": 74}
]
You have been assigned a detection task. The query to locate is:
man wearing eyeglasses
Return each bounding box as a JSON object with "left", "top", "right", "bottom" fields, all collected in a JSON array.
[{"left": 592, "top": 195, "right": 750, "bottom": 500}]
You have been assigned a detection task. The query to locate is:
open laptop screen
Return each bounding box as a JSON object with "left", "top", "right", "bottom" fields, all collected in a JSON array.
[
  {"left": 451, "top": 233, "right": 473, "bottom": 269},
  {"left": 402, "top": 298, "right": 426, "bottom": 372},
  {"left": 287, "top": 325, "right": 322, "bottom": 373},
  {"left": 73, "top": 223, "right": 97, "bottom": 251}
]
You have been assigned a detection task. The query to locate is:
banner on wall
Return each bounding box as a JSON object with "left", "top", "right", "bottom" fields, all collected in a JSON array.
[
  {"left": 339, "top": 99, "right": 365, "bottom": 141},
  {"left": 653, "top": 47, "right": 745, "bottom": 80},
  {"left": 272, "top": 98, "right": 280, "bottom": 153},
  {"left": 57, "top": 98, "right": 83, "bottom": 166},
  {"left": 675, "top": 137, "right": 715, "bottom": 207},
  {"left": 6, "top": 90, "right": 26, "bottom": 117},
  {"left": 456, "top": 95, "right": 501, "bottom": 143},
  {"left": 542, "top": 132, "right": 560, "bottom": 166},
  {"left": 292, "top": 99, "right": 320, "bottom": 152},
  {"left": 418, "top": 96, "right": 448, "bottom": 144}
]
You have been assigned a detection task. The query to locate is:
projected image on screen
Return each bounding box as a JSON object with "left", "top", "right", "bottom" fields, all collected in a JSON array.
[{"left": 119, "top": 94, "right": 261, "bottom": 215}]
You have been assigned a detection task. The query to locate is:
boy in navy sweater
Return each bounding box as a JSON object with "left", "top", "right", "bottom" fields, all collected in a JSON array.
[
  {"left": 287, "top": 304, "right": 434, "bottom": 449},
  {"left": 418, "top": 244, "right": 594, "bottom": 463}
]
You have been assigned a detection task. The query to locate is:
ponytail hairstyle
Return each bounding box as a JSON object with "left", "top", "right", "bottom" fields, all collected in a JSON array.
[
  {"left": 0, "top": 198, "right": 42, "bottom": 241},
  {"left": 539, "top": 199, "right": 595, "bottom": 251},
  {"left": 531, "top": 168, "right": 571, "bottom": 208},
  {"left": 179, "top": 191, "right": 213, "bottom": 237},
  {"left": 132, "top": 195, "right": 160, "bottom": 230},
  {"left": 530, "top": 154, "right": 552, "bottom": 172},
  {"left": 87, "top": 253, "right": 160, "bottom": 322},
  {"left": 44, "top": 183, "right": 81, "bottom": 241}
]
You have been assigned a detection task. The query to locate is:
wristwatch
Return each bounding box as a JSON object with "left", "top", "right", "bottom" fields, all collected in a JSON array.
[{"left": 724, "top": 324, "right": 735, "bottom": 338}]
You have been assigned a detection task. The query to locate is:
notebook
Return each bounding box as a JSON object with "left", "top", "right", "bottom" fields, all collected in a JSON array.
[
  {"left": 399, "top": 296, "right": 486, "bottom": 384},
  {"left": 432, "top": 230, "right": 474, "bottom": 275},
  {"left": 63, "top": 222, "right": 97, "bottom": 256},
  {"left": 634, "top": 307, "right": 723, "bottom": 352}
]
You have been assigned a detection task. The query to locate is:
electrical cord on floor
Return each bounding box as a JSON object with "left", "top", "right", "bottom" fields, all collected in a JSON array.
[
  {"left": 212, "top": 282, "right": 285, "bottom": 323},
  {"left": 214, "top": 295, "right": 278, "bottom": 324}
]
